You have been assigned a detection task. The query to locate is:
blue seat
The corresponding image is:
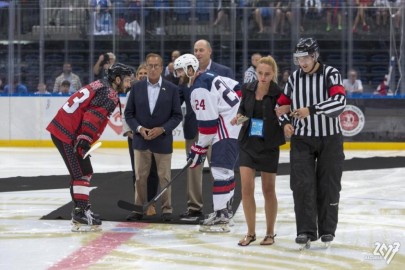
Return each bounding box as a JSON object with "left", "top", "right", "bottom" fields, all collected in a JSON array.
[
  {"left": 25, "top": 53, "right": 39, "bottom": 62},
  {"left": 352, "top": 54, "right": 367, "bottom": 63},
  {"left": 173, "top": 0, "right": 191, "bottom": 21},
  {"left": 326, "top": 53, "right": 341, "bottom": 62},
  {"left": 370, "top": 54, "right": 388, "bottom": 62},
  {"left": 370, "top": 66, "right": 387, "bottom": 76},
  {"left": 196, "top": 0, "right": 213, "bottom": 21},
  {"left": 68, "top": 54, "right": 85, "bottom": 63},
  {"left": 353, "top": 66, "right": 367, "bottom": 76},
  {"left": 45, "top": 53, "right": 64, "bottom": 63}
]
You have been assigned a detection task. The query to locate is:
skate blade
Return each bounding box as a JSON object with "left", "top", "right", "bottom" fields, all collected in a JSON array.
[
  {"left": 71, "top": 222, "right": 102, "bottom": 232},
  {"left": 228, "top": 219, "right": 235, "bottom": 227},
  {"left": 199, "top": 224, "right": 230, "bottom": 233},
  {"left": 298, "top": 240, "right": 311, "bottom": 250},
  {"left": 324, "top": 241, "right": 332, "bottom": 248}
]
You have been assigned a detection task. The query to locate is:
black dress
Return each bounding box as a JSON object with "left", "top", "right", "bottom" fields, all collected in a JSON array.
[{"left": 238, "top": 81, "right": 285, "bottom": 173}]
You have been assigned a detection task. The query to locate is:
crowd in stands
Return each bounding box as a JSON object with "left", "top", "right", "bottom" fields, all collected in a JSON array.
[{"left": 0, "top": 0, "right": 402, "bottom": 37}]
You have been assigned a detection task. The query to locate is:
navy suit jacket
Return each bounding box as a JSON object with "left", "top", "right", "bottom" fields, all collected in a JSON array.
[
  {"left": 125, "top": 78, "right": 182, "bottom": 154},
  {"left": 209, "top": 61, "right": 234, "bottom": 79}
]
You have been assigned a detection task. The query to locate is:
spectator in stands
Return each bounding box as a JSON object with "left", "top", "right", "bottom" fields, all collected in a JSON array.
[
  {"left": 93, "top": 52, "right": 116, "bottom": 80},
  {"left": 343, "top": 69, "right": 364, "bottom": 94},
  {"left": 244, "top": 52, "right": 262, "bottom": 83},
  {"left": 164, "top": 62, "right": 180, "bottom": 85},
  {"left": 164, "top": 50, "right": 181, "bottom": 76},
  {"left": 374, "top": 74, "right": 391, "bottom": 95},
  {"left": 278, "top": 69, "right": 290, "bottom": 90},
  {"left": 49, "top": 0, "right": 63, "bottom": 26},
  {"left": 89, "top": 0, "right": 113, "bottom": 35},
  {"left": 213, "top": 0, "right": 232, "bottom": 31},
  {"left": 374, "top": 0, "right": 389, "bottom": 30},
  {"left": 325, "top": 0, "right": 343, "bottom": 31},
  {"left": 390, "top": 0, "right": 403, "bottom": 30},
  {"left": 273, "top": 1, "right": 292, "bottom": 35},
  {"left": 0, "top": 77, "right": 4, "bottom": 93},
  {"left": 3, "top": 76, "right": 28, "bottom": 95},
  {"left": 352, "top": 0, "right": 371, "bottom": 33},
  {"left": 254, "top": 2, "right": 275, "bottom": 34},
  {"left": 53, "top": 63, "right": 82, "bottom": 94},
  {"left": 302, "top": 0, "right": 323, "bottom": 31},
  {"left": 34, "top": 83, "right": 52, "bottom": 95},
  {"left": 57, "top": 80, "right": 72, "bottom": 95}
]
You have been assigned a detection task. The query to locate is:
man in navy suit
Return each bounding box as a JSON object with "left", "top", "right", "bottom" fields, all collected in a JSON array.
[
  {"left": 125, "top": 53, "right": 183, "bottom": 222},
  {"left": 194, "top": 39, "right": 234, "bottom": 79},
  {"left": 178, "top": 39, "right": 235, "bottom": 221}
]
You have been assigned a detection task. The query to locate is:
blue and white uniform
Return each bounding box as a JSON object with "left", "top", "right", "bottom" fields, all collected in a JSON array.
[{"left": 190, "top": 71, "right": 242, "bottom": 211}]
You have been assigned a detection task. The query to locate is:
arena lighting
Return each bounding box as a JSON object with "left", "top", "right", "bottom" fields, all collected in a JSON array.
[{"left": 0, "top": 40, "right": 33, "bottom": 45}]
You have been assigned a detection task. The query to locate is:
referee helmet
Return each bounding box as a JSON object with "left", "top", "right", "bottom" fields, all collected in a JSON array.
[{"left": 293, "top": 38, "right": 320, "bottom": 65}]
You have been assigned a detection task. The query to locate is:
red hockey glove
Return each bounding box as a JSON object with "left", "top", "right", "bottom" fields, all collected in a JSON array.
[
  {"left": 74, "top": 134, "right": 93, "bottom": 157},
  {"left": 188, "top": 144, "right": 208, "bottom": 168}
]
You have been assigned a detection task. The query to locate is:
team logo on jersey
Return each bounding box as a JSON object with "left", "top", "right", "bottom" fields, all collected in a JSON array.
[
  {"left": 339, "top": 105, "right": 365, "bottom": 137},
  {"left": 107, "top": 103, "right": 125, "bottom": 135}
]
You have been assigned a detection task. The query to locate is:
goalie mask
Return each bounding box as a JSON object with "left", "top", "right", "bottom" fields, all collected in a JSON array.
[
  {"left": 174, "top": 54, "right": 199, "bottom": 78},
  {"left": 293, "top": 37, "right": 320, "bottom": 66}
]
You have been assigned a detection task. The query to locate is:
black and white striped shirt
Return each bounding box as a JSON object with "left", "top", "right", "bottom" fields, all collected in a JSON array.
[{"left": 278, "top": 63, "right": 346, "bottom": 137}]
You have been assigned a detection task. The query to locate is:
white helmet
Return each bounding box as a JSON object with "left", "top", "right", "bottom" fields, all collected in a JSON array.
[{"left": 174, "top": 53, "right": 199, "bottom": 78}]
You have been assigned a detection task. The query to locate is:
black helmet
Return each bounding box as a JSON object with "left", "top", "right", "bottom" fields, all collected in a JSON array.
[
  {"left": 107, "top": 63, "right": 134, "bottom": 83},
  {"left": 294, "top": 38, "right": 319, "bottom": 57}
]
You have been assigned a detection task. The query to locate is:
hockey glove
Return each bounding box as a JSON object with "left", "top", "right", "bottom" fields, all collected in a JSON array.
[
  {"left": 74, "top": 134, "right": 93, "bottom": 157},
  {"left": 187, "top": 144, "right": 208, "bottom": 168}
]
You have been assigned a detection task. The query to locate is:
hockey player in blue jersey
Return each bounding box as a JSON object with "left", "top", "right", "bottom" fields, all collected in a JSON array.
[{"left": 174, "top": 54, "right": 242, "bottom": 232}]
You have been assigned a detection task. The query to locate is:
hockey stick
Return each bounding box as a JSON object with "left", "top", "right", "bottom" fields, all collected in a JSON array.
[
  {"left": 117, "top": 158, "right": 193, "bottom": 213},
  {"left": 83, "top": 141, "right": 102, "bottom": 159}
]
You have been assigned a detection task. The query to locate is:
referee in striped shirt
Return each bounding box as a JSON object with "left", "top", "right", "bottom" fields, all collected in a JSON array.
[{"left": 276, "top": 38, "right": 346, "bottom": 247}]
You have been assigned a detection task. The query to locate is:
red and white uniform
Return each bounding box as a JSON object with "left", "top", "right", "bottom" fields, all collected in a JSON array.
[
  {"left": 47, "top": 79, "right": 120, "bottom": 208},
  {"left": 47, "top": 80, "right": 120, "bottom": 144}
]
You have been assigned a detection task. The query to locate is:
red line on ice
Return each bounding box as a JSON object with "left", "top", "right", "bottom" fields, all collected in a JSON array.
[{"left": 48, "top": 222, "right": 148, "bottom": 270}]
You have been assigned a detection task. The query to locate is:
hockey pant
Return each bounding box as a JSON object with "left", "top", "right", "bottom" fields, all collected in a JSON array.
[
  {"left": 51, "top": 134, "right": 93, "bottom": 210},
  {"left": 210, "top": 139, "right": 238, "bottom": 211},
  {"left": 290, "top": 134, "right": 344, "bottom": 240}
]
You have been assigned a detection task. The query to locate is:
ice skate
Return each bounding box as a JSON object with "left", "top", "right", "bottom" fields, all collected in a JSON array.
[
  {"left": 199, "top": 209, "right": 230, "bottom": 233},
  {"left": 321, "top": 234, "right": 334, "bottom": 248},
  {"left": 226, "top": 198, "right": 235, "bottom": 227},
  {"left": 296, "top": 234, "right": 311, "bottom": 250},
  {"left": 71, "top": 206, "right": 102, "bottom": 232}
]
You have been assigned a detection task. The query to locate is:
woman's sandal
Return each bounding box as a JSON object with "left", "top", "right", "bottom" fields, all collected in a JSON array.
[
  {"left": 238, "top": 234, "right": 256, "bottom": 246},
  {"left": 260, "top": 234, "right": 277, "bottom": 245}
]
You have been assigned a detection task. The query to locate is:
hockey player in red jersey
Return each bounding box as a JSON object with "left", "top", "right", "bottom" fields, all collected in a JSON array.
[
  {"left": 174, "top": 54, "right": 241, "bottom": 232},
  {"left": 47, "top": 63, "right": 133, "bottom": 232}
]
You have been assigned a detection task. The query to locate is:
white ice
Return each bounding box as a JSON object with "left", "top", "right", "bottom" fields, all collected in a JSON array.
[{"left": 0, "top": 148, "right": 404, "bottom": 270}]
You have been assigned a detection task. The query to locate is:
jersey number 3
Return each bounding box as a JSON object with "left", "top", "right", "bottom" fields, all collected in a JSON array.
[{"left": 62, "top": 88, "right": 90, "bottom": 113}]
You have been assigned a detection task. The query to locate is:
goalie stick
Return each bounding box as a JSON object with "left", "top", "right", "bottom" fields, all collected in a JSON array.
[{"left": 117, "top": 158, "right": 193, "bottom": 213}]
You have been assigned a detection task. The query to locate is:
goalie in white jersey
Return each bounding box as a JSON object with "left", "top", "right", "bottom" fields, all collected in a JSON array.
[{"left": 174, "top": 54, "right": 242, "bottom": 232}]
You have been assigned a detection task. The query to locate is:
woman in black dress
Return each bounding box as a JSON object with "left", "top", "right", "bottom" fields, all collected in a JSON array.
[{"left": 231, "top": 56, "right": 285, "bottom": 246}]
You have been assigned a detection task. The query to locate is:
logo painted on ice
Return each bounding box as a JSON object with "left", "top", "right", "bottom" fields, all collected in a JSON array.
[
  {"left": 339, "top": 105, "right": 365, "bottom": 137},
  {"left": 372, "top": 242, "right": 400, "bottom": 264}
]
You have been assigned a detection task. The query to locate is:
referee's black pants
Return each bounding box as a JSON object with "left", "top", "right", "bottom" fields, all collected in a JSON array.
[{"left": 290, "top": 134, "right": 344, "bottom": 241}]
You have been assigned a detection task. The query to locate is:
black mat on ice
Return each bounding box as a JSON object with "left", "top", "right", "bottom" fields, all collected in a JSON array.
[
  {"left": 37, "top": 169, "right": 242, "bottom": 224},
  {"left": 1, "top": 156, "right": 404, "bottom": 224}
]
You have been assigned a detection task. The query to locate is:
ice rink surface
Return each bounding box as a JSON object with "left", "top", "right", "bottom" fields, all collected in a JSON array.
[{"left": 1, "top": 147, "right": 404, "bottom": 270}]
